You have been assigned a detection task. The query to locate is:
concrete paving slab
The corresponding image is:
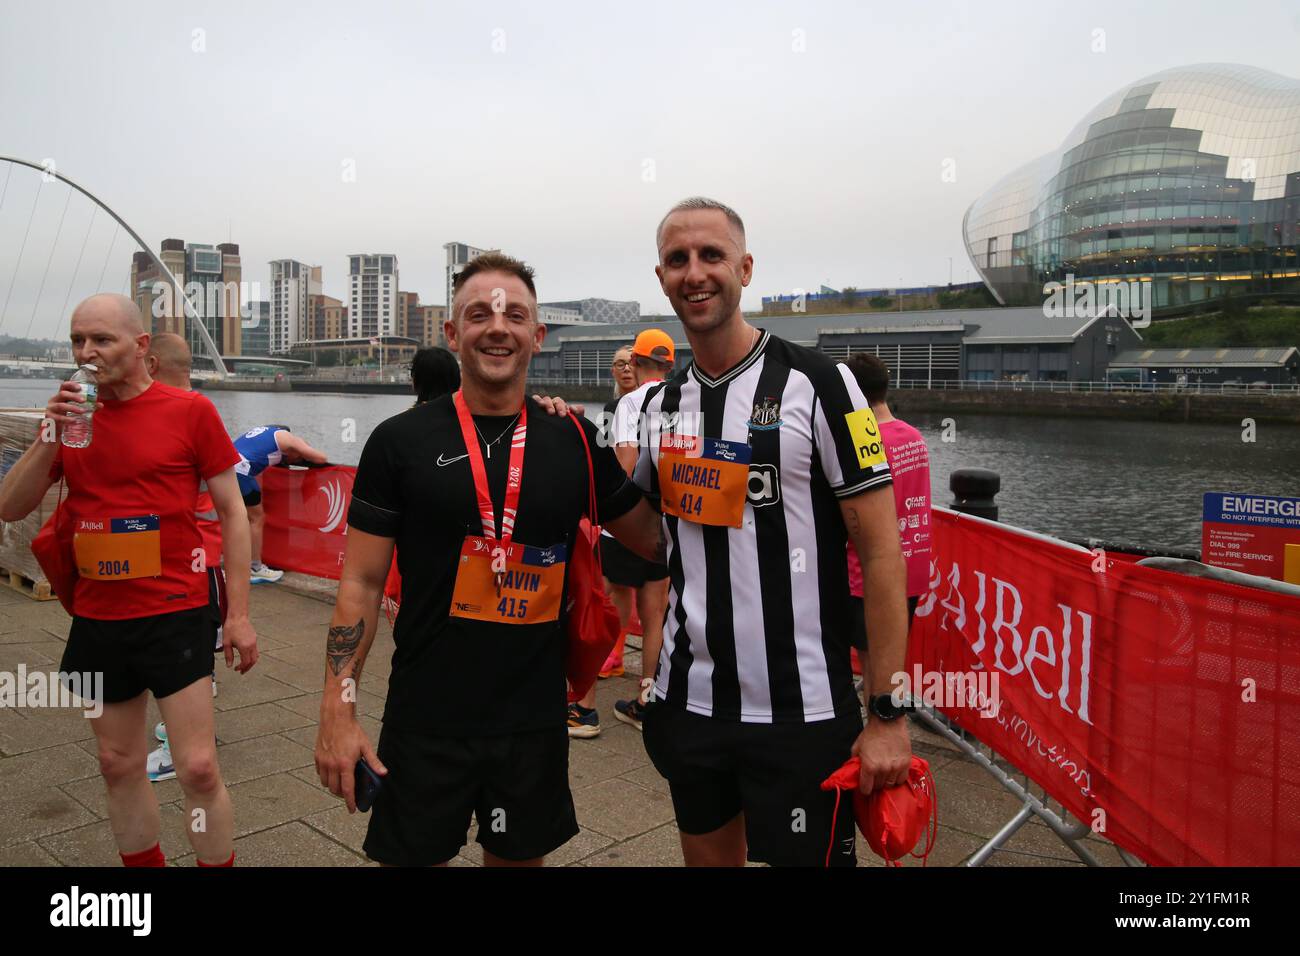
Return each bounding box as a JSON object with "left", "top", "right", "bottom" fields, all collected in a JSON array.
[
  {"left": 0, "top": 841, "right": 60, "bottom": 866},
  {"left": 302, "top": 803, "right": 371, "bottom": 856},
  {"left": 0, "top": 742, "right": 99, "bottom": 798},
  {"left": 616, "top": 763, "right": 671, "bottom": 795},
  {"left": 214, "top": 734, "right": 316, "bottom": 786},
  {"left": 224, "top": 822, "right": 367, "bottom": 867},
  {"left": 40, "top": 804, "right": 191, "bottom": 866},
  {"left": 211, "top": 672, "right": 303, "bottom": 712},
  {"left": 571, "top": 777, "right": 676, "bottom": 841},
  {"left": 0, "top": 641, "right": 60, "bottom": 669},
  {"left": 279, "top": 714, "right": 380, "bottom": 752},
  {"left": 215, "top": 702, "right": 314, "bottom": 744},
  {"left": 581, "top": 822, "right": 682, "bottom": 867},
  {"left": 0, "top": 788, "right": 97, "bottom": 847},
  {"left": 568, "top": 740, "right": 646, "bottom": 789},
  {"left": 0, "top": 708, "right": 95, "bottom": 755},
  {"left": 226, "top": 772, "right": 338, "bottom": 838},
  {"left": 59, "top": 774, "right": 186, "bottom": 821}
]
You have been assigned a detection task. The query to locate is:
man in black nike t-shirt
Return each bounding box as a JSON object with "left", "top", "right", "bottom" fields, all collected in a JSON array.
[{"left": 314, "top": 252, "right": 662, "bottom": 866}]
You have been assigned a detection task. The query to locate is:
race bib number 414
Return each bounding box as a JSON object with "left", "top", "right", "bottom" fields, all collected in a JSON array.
[{"left": 658, "top": 435, "right": 752, "bottom": 528}]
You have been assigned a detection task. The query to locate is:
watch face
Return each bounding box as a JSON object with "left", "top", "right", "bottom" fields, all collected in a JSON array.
[{"left": 871, "top": 694, "right": 905, "bottom": 720}]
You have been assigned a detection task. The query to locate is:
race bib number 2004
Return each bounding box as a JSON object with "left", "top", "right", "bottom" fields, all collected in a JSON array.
[{"left": 72, "top": 515, "right": 163, "bottom": 580}]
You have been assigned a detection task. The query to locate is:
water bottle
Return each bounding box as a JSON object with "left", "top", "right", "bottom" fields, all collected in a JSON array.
[{"left": 61, "top": 364, "right": 99, "bottom": 449}]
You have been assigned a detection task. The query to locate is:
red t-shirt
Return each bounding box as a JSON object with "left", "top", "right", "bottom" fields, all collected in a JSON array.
[
  {"left": 195, "top": 487, "right": 222, "bottom": 569},
  {"left": 50, "top": 381, "right": 240, "bottom": 620}
]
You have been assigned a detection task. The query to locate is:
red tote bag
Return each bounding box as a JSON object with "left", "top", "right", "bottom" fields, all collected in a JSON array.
[{"left": 564, "top": 412, "right": 621, "bottom": 700}]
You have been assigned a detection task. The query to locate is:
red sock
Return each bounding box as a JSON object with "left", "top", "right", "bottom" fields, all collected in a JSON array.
[
  {"left": 197, "top": 851, "right": 235, "bottom": 867},
  {"left": 120, "top": 843, "right": 166, "bottom": 868},
  {"left": 613, "top": 631, "right": 628, "bottom": 658}
]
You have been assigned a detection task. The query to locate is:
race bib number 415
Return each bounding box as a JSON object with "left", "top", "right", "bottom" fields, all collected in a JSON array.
[{"left": 449, "top": 536, "right": 567, "bottom": 625}]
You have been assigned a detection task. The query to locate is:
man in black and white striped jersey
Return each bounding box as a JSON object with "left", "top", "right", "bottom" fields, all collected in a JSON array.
[{"left": 633, "top": 198, "right": 914, "bottom": 867}]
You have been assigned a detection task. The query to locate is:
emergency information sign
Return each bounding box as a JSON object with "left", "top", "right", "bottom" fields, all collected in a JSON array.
[{"left": 1201, "top": 492, "right": 1300, "bottom": 584}]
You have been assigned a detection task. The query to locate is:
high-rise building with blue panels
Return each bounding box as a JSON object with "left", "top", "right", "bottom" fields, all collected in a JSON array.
[{"left": 963, "top": 64, "right": 1300, "bottom": 311}]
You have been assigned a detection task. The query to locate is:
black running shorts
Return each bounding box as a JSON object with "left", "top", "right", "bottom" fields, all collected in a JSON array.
[
  {"left": 643, "top": 703, "right": 863, "bottom": 867},
  {"left": 61, "top": 605, "right": 218, "bottom": 705},
  {"left": 363, "top": 723, "right": 579, "bottom": 866},
  {"left": 599, "top": 535, "right": 668, "bottom": 589}
]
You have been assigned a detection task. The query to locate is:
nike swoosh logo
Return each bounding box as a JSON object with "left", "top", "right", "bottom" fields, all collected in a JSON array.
[{"left": 436, "top": 453, "right": 469, "bottom": 467}]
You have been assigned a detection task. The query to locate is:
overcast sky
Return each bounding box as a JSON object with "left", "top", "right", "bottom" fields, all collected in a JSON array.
[{"left": 1, "top": 0, "right": 1298, "bottom": 337}]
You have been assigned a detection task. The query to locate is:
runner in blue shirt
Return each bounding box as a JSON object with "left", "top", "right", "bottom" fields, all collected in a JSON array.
[{"left": 233, "top": 425, "right": 329, "bottom": 583}]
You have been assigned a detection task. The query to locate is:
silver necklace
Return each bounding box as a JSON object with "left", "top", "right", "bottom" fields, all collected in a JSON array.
[{"left": 474, "top": 412, "right": 521, "bottom": 459}]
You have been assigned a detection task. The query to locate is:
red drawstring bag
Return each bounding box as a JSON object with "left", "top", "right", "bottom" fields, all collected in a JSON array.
[
  {"left": 30, "top": 477, "right": 77, "bottom": 615},
  {"left": 820, "top": 754, "right": 937, "bottom": 867},
  {"left": 563, "top": 412, "right": 621, "bottom": 701},
  {"left": 381, "top": 553, "right": 401, "bottom": 627}
]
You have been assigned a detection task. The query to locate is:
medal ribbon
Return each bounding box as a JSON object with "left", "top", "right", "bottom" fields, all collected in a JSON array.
[{"left": 452, "top": 389, "right": 527, "bottom": 544}]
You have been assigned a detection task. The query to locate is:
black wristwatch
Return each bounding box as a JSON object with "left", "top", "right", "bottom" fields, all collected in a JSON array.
[{"left": 868, "top": 693, "right": 909, "bottom": 721}]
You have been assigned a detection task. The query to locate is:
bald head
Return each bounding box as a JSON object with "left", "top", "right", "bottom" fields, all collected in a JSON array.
[
  {"left": 72, "top": 293, "right": 146, "bottom": 336},
  {"left": 147, "top": 332, "right": 192, "bottom": 388},
  {"left": 68, "top": 292, "right": 152, "bottom": 396}
]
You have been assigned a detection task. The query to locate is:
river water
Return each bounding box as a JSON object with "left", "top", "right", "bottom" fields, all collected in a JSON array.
[{"left": 3, "top": 379, "right": 1297, "bottom": 553}]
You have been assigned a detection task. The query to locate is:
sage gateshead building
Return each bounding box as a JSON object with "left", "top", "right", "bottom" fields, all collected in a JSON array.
[{"left": 963, "top": 64, "right": 1300, "bottom": 310}]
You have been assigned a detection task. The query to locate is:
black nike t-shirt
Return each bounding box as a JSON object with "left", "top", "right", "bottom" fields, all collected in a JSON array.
[{"left": 347, "top": 395, "right": 641, "bottom": 736}]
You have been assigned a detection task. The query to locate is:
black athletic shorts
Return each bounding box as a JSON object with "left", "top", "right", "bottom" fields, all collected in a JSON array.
[
  {"left": 643, "top": 703, "right": 863, "bottom": 867},
  {"left": 600, "top": 535, "right": 668, "bottom": 589},
  {"left": 363, "top": 723, "right": 579, "bottom": 866},
  {"left": 61, "top": 605, "right": 218, "bottom": 705}
]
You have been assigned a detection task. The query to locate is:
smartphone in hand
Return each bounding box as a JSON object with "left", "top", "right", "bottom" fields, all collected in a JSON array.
[{"left": 354, "top": 758, "right": 384, "bottom": 813}]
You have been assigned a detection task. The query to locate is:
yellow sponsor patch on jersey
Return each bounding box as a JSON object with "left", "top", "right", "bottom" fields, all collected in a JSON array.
[{"left": 845, "top": 407, "right": 886, "bottom": 470}]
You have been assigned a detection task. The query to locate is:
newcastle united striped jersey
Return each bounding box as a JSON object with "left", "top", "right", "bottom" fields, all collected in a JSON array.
[{"left": 633, "top": 330, "right": 893, "bottom": 723}]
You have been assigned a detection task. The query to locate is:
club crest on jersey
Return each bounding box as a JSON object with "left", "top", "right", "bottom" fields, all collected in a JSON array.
[{"left": 748, "top": 397, "right": 784, "bottom": 431}]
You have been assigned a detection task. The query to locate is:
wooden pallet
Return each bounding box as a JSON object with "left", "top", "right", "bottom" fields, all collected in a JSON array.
[{"left": 3, "top": 565, "right": 54, "bottom": 601}]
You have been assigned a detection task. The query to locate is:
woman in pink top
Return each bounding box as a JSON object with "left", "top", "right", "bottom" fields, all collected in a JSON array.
[{"left": 844, "top": 354, "right": 932, "bottom": 669}]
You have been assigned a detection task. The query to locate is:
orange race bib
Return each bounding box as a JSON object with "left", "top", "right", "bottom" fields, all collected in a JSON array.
[
  {"left": 449, "top": 536, "right": 567, "bottom": 625},
  {"left": 72, "top": 515, "right": 162, "bottom": 581},
  {"left": 658, "top": 435, "right": 752, "bottom": 528}
]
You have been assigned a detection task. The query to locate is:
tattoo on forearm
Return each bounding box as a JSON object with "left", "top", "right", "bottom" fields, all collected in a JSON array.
[
  {"left": 327, "top": 618, "right": 365, "bottom": 677},
  {"left": 846, "top": 507, "right": 862, "bottom": 539}
]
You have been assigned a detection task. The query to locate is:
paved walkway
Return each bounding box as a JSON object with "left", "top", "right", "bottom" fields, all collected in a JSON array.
[{"left": 0, "top": 578, "right": 1128, "bottom": 867}]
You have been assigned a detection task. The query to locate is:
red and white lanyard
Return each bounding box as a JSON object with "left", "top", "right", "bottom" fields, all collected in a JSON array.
[{"left": 452, "top": 390, "right": 527, "bottom": 586}]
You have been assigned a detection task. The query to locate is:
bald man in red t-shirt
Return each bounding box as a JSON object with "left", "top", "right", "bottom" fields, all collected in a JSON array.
[{"left": 0, "top": 295, "right": 258, "bottom": 868}]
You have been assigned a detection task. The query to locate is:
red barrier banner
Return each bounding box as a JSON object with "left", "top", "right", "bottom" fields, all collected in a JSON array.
[
  {"left": 910, "top": 508, "right": 1300, "bottom": 866},
  {"left": 260, "top": 465, "right": 354, "bottom": 579}
]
